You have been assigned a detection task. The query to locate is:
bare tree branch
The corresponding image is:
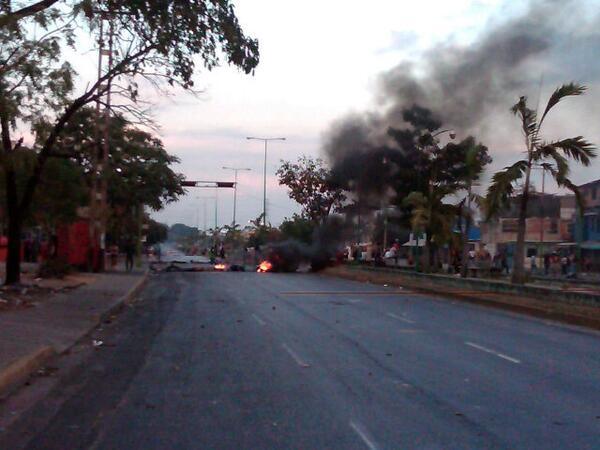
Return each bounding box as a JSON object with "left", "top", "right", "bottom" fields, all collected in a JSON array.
[{"left": 0, "top": 0, "right": 60, "bottom": 25}]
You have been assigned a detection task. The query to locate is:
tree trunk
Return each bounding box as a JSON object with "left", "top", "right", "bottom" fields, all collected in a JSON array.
[
  {"left": 512, "top": 168, "right": 532, "bottom": 284},
  {"left": 423, "top": 235, "right": 431, "bottom": 272},
  {"left": 4, "top": 162, "right": 22, "bottom": 285},
  {"left": 5, "top": 213, "right": 22, "bottom": 285}
]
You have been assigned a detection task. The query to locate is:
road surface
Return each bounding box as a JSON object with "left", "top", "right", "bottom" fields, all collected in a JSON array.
[{"left": 4, "top": 272, "right": 600, "bottom": 449}]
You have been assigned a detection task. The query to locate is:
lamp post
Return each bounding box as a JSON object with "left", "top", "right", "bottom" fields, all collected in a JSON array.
[
  {"left": 222, "top": 166, "right": 251, "bottom": 226},
  {"left": 246, "top": 136, "right": 286, "bottom": 226}
]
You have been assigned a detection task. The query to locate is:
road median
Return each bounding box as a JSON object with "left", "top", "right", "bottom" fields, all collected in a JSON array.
[{"left": 323, "top": 265, "right": 600, "bottom": 330}]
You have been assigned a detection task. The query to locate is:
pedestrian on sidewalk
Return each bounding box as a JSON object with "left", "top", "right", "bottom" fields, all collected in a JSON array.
[
  {"left": 530, "top": 254, "right": 537, "bottom": 275},
  {"left": 124, "top": 239, "right": 135, "bottom": 272},
  {"left": 110, "top": 243, "right": 119, "bottom": 269},
  {"left": 501, "top": 251, "right": 509, "bottom": 275}
]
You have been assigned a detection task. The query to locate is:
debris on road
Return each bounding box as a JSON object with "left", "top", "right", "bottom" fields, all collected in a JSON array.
[
  {"left": 92, "top": 340, "right": 104, "bottom": 348},
  {"left": 36, "top": 366, "right": 59, "bottom": 377}
]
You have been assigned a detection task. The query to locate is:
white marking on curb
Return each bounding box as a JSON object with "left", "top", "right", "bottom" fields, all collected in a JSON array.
[
  {"left": 281, "top": 343, "right": 310, "bottom": 368},
  {"left": 386, "top": 312, "right": 415, "bottom": 324},
  {"left": 349, "top": 420, "right": 379, "bottom": 450},
  {"left": 465, "top": 342, "right": 521, "bottom": 364},
  {"left": 252, "top": 313, "right": 266, "bottom": 326}
]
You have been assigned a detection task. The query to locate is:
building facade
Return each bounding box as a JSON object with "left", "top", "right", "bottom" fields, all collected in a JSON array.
[
  {"left": 575, "top": 179, "right": 600, "bottom": 271},
  {"left": 480, "top": 194, "right": 575, "bottom": 268}
]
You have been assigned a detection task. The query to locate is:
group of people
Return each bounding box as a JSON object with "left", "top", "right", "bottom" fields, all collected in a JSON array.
[
  {"left": 532, "top": 252, "right": 578, "bottom": 277},
  {"left": 108, "top": 239, "right": 137, "bottom": 272},
  {"left": 450, "top": 246, "right": 509, "bottom": 277},
  {"left": 347, "top": 238, "right": 591, "bottom": 280}
]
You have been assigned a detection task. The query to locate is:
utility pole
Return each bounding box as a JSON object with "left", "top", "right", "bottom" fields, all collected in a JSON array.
[
  {"left": 246, "top": 137, "right": 286, "bottom": 226},
  {"left": 223, "top": 166, "right": 251, "bottom": 226},
  {"left": 214, "top": 187, "right": 218, "bottom": 230},
  {"left": 90, "top": 11, "right": 114, "bottom": 272}
]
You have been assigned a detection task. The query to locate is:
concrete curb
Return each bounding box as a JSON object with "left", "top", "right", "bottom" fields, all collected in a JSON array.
[
  {"left": 0, "top": 270, "right": 149, "bottom": 397},
  {"left": 349, "top": 265, "right": 600, "bottom": 306},
  {"left": 0, "top": 346, "right": 55, "bottom": 398},
  {"left": 96, "top": 269, "right": 150, "bottom": 323}
]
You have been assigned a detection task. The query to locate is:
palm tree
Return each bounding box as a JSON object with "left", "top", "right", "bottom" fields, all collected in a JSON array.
[
  {"left": 486, "top": 83, "right": 596, "bottom": 284},
  {"left": 404, "top": 188, "right": 457, "bottom": 272}
]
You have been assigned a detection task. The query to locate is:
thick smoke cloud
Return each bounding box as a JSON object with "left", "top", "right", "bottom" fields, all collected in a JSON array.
[{"left": 324, "top": 0, "right": 600, "bottom": 176}]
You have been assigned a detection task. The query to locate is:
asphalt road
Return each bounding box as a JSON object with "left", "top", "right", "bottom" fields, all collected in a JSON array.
[{"left": 4, "top": 272, "right": 600, "bottom": 449}]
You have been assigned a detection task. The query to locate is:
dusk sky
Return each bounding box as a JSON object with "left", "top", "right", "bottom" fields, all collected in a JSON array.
[{"left": 144, "top": 0, "right": 600, "bottom": 229}]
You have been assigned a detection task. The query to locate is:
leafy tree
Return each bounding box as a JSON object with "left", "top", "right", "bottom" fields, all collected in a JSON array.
[
  {"left": 485, "top": 83, "right": 595, "bottom": 284},
  {"left": 279, "top": 214, "right": 315, "bottom": 244},
  {"left": 0, "top": 148, "right": 87, "bottom": 230},
  {"left": 47, "top": 107, "right": 183, "bottom": 245},
  {"left": 387, "top": 107, "right": 491, "bottom": 271},
  {"left": 245, "top": 213, "right": 281, "bottom": 250},
  {"left": 1, "top": 0, "right": 258, "bottom": 283},
  {"left": 220, "top": 224, "right": 246, "bottom": 250},
  {"left": 403, "top": 189, "right": 458, "bottom": 271},
  {"left": 277, "top": 156, "right": 346, "bottom": 225},
  {"left": 329, "top": 106, "right": 490, "bottom": 269},
  {"left": 169, "top": 223, "right": 197, "bottom": 239},
  {"left": 145, "top": 219, "right": 168, "bottom": 246}
]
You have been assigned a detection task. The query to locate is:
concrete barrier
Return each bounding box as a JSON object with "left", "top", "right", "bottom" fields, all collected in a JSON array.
[{"left": 349, "top": 265, "right": 600, "bottom": 307}]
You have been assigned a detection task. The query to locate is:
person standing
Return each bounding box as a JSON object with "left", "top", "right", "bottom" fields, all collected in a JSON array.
[
  {"left": 530, "top": 254, "right": 537, "bottom": 275},
  {"left": 124, "top": 239, "right": 135, "bottom": 272},
  {"left": 501, "top": 251, "right": 509, "bottom": 275},
  {"left": 392, "top": 239, "right": 400, "bottom": 266}
]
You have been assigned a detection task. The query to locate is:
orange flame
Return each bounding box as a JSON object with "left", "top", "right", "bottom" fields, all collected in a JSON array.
[
  {"left": 214, "top": 263, "right": 226, "bottom": 271},
  {"left": 257, "top": 260, "right": 273, "bottom": 273}
]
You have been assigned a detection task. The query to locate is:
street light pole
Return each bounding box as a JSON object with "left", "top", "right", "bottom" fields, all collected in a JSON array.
[
  {"left": 223, "top": 166, "right": 251, "bottom": 226},
  {"left": 246, "top": 137, "right": 286, "bottom": 226}
]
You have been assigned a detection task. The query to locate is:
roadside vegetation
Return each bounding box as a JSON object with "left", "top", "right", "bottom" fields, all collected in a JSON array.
[{"left": 0, "top": 0, "right": 259, "bottom": 283}]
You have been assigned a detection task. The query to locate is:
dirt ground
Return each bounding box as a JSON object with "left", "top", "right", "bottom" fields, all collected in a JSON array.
[{"left": 0, "top": 273, "right": 96, "bottom": 312}]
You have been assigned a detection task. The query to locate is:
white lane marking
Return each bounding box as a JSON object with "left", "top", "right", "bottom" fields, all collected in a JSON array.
[
  {"left": 465, "top": 341, "right": 521, "bottom": 364},
  {"left": 349, "top": 299, "right": 362, "bottom": 304},
  {"left": 349, "top": 420, "right": 379, "bottom": 450},
  {"left": 252, "top": 313, "right": 266, "bottom": 326},
  {"left": 386, "top": 312, "right": 415, "bottom": 324},
  {"left": 282, "top": 343, "right": 311, "bottom": 368}
]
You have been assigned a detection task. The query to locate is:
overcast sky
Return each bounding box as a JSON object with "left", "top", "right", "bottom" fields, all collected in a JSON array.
[{"left": 146, "top": 0, "right": 600, "bottom": 229}]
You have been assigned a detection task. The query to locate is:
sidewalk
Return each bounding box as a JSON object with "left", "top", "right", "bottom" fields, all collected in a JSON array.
[{"left": 0, "top": 267, "right": 148, "bottom": 397}]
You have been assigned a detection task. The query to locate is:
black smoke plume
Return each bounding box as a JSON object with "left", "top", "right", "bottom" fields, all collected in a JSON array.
[
  {"left": 262, "top": 216, "right": 352, "bottom": 272},
  {"left": 324, "top": 0, "right": 600, "bottom": 181}
]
